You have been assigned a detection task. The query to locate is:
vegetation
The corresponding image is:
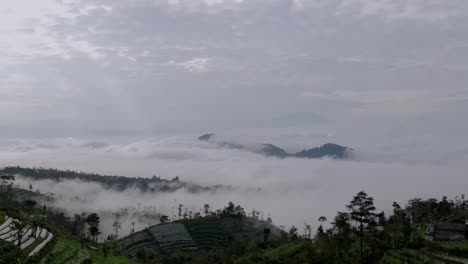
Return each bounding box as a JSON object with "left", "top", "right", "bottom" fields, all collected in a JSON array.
[
  {"left": 0, "top": 166, "right": 222, "bottom": 194},
  {"left": 38, "top": 233, "right": 133, "bottom": 264},
  {"left": 0, "top": 212, "right": 5, "bottom": 225},
  {"left": 115, "top": 190, "right": 467, "bottom": 264},
  {"left": 198, "top": 133, "right": 351, "bottom": 159},
  {"left": 1, "top": 168, "right": 467, "bottom": 263},
  {"left": 0, "top": 177, "right": 133, "bottom": 264},
  {"left": 0, "top": 239, "right": 25, "bottom": 264}
]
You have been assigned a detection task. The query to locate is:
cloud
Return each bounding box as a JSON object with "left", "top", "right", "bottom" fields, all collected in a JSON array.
[
  {"left": 164, "top": 57, "right": 212, "bottom": 72},
  {"left": 0, "top": 0, "right": 114, "bottom": 61},
  {"left": 2, "top": 134, "right": 468, "bottom": 237},
  {"left": 1, "top": 0, "right": 468, "bottom": 137},
  {"left": 335, "top": 0, "right": 462, "bottom": 22},
  {"left": 0, "top": 0, "right": 467, "bottom": 237}
]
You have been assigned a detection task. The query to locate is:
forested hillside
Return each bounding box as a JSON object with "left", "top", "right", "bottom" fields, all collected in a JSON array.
[
  {"left": 0, "top": 166, "right": 226, "bottom": 193},
  {"left": 1, "top": 170, "right": 467, "bottom": 263}
]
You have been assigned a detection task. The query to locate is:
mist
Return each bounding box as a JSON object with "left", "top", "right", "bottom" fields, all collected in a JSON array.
[{"left": 2, "top": 134, "right": 467, "bottom": 239}]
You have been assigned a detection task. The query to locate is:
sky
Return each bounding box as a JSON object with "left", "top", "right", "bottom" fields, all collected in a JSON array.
[
  {"left": 1, "top": 0, "right": 468, "bottom": 232},
  {"left": 1, "top": 0, "right": 468, "bottom": 138}
]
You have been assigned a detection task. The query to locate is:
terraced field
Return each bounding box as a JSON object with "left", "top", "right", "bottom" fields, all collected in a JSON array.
[
  {"left": 118, "top": 223, "right": 199, "bottom": 257},
  {"left": 148, "top": 223, "right": 197, "bottom": 252},
  {"left": 0, "top": 215, "right": 130, "bottom": 263},
  {"left": 119, "top": 229, "right": 159, "bottom": 257},
  {"left": 180, "top": 217, "right": 228, "bottom": 249},
  {"left": 118, "top": 216, "right": 284, "bottom": 259},
  {"left": 0, "top": 215, "right": 53, "bottom": 257}
]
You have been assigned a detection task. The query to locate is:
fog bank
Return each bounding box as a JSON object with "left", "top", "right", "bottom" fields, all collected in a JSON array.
[{"left": 2, "top": 135, "right": 467, "bottom": 237}]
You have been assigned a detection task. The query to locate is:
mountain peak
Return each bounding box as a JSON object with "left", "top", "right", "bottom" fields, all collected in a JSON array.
[
  {"left": 197, "top": 134, "right": 352, "bottom": 159},
  {"left": 198, "top": 133, "right": 216, "bottom": 141}
]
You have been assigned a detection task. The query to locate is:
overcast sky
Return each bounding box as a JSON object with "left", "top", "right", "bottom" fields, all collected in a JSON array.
[{"left": 1, "top": 0, "right": 467, "bottom": 141}]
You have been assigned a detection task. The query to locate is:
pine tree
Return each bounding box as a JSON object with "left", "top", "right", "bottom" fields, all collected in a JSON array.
[{"left": 347, "top": 191, "right": 376, "bottom": 264}]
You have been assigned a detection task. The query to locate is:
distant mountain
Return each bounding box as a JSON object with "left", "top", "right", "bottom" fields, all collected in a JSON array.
[
  {"left": 198, "top": 134, "right": 215, "bottom": 141},
  {"left": 0, "top": 166, "right": 229, "bottom": 194},
  {"left": 198, "top": 134, "right": 352, "bottom": 159},
  {"left": 295, "top": 143, "right": 350, "bottom": 159}
]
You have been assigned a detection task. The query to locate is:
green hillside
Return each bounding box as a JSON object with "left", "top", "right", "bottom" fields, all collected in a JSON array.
[
  {"left": 38, "top": 233, "right": 133, "bottom": 264},
  {"left": 0, "top": 209, "right": 134, "bottom": 264},
  {"left": 117, "top": 215, "right": 283, "bottom": 261},
  {"left": 179, "top": 216, "right": 228, "bottom": 249},
  {"left": 380, "top": 241, "right": 468, "bottom": 264}
]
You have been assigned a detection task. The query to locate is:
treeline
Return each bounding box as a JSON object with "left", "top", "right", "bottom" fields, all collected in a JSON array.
[
  {"left": 0, "top": 166, "right": 222, "bottom": 193},
  {"left": 153, "top": 191, "right": 468, "bottom": 264}
]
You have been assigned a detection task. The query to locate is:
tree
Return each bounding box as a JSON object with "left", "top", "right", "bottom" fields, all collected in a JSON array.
[
  {"left": 376, "top": 211, "right": 386, "bottom": 226},
  {"left": 303, "top": 223, "right": 312, "bottom": 239},
  {"left": 315, "top": 225, "right": 326, "bottom": 240},
  {"left": 318, "top": 216, "right": 327, "bottom": 227},
  {"left": 86, "top": 213, "right": 101, "bottom": 242},
  {"left": 23, "top": 200, "right": 37, "bottom": 216},
  {"left": 223, "top": 202, "right": 235, "bottom": 216},
  {"left": 437, "top": 195, "right": 454, "bottom": 217},
  {"left": 221, "top": 202, "right": 246, "bottom": 217},
  {"left": 203, "top": 204, "right": 210, "bottom": 215},
  {"left": 160, "top": 215, "right": 169, "bottom": 224},
  {"left": 289, "top": 226, "right": 299, "bottom": 240},
  {"left": 112, "top": 220, "right": 122, "bottom": 238},
  {"left": 251, "top": 209, "right": 259, "bottom": 219},
  {"left": 234, "top": 204, "right": 246, "bottom": 217},
  {"left": 332, "top": 212, "right": 351, "bottom": 235},
  {"left": 0, "top": 175, "right": 15, "bottom": 204},
  {"left": 332, "top": 212, "right": 352, "bottom": 261},
  {"left": 42, "top": 204, "right": 47, "bottom": 224},
  {"left": 71, "top": 214, "right": 83, "bottom": 237},
  {"left": 263, "top": 228, "right": 271, "bottom": 247},
  {"left": 347, "top": 191, "right": 376, "bottom": 264},
  {"left": 178, "top": 204, "right": 183, "bottom": 219}
]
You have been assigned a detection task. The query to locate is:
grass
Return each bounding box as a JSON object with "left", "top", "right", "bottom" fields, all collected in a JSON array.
[
  {"left": 427, "top": 240, "right": 468, "bottom": 259},
  {"left": 39, "top": 233, "right": 134, "bottom": 264},
  {"left": 379, "top": 246, "right": 468, "bottom": 264},
  {"left": 379, "top": 249, "right": 445, "bottom": 264},
  {"left": 23, "top": 235, "right": 45, "bottom": 255},
  {"left": 234, "top": 243, "right": 307, "bottom": 264},
  {"left": 90, "top": 253, "right": 135, "bottom": 264},
  {"left": 435, "top": 241, "right": 468, "bottom": 251},
  {"left": 263, "top": 243, "right": 305, "bottom": 260}
]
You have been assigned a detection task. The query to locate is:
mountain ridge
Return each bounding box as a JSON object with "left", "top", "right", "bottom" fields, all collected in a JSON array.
[{"left": 198, "top": 134, "right": 352, "bottom": 159}]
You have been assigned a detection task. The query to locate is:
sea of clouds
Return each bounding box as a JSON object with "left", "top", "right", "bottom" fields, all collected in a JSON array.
[{"left": 1, "top": 134, "right": 467, "bottom": 238}]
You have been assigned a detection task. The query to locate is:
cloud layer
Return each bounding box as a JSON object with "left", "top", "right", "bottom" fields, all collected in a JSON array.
[{"left": 2, "top": 135, "right": 467, "bottom": 236}]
